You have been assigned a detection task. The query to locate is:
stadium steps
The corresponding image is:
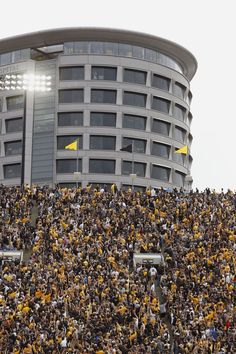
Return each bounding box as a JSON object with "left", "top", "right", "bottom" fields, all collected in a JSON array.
[{"left": 23, "top": 200, "right": 39, "bottom": 263}]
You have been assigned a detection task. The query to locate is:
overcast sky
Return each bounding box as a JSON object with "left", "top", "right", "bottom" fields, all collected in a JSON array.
[{"left": 0, "top": 0, "right": 235, "bottom": 191}]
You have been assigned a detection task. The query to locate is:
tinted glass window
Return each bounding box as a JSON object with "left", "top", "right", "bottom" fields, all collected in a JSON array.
[
  {"left": 151, "top": 165, "right": 170, "bottom": 181},
  {"left": 90, "top": 112, "right": 116, "bottom": 127},
  {"left": 5, "top": 118, "right": 23, "bottom": 133},
  {"left": 123, "top": 92, "right": 146, "bottom": 107},
  {"left": 57, "top": 136, "right": 83, "bottom": 149},
  {"left": 152, "top": 74, "right": 170, "bottom": 91},
  {"left": 174, "top": 126, "right": 186, "bottom": 143},
  {"left": 122, "top": 161, "right": 146, "bottom": 177},
  {"left": 152, "top": 97, "right": 170, "bottom": 113},
  {"left": 6, "top": 95, "right": 24, "bottom": 111},
  {"left": 118, "top": 44, "right": 132, "bottom": 57},
  {"left": 89, "top": 159, "right": 115, "bottom": 173},
  {"left": 4, "top": 163, "right": 21, "bottom": 179},
  {"left": 91, "top": 67, "right": 117, "bottom": 80},
  {"left": 173, "top": 82, "right": 186, "bottom": 99},
  {"left": 152, "top": 119, "right": 170, "bottom": 136},
  {"left": 123, "top": 137, "right": 146, "bottom": 153},
  {"left": 5, "top": 140, "right": 22, "bottom": 156},
  {"left": 123, "top": 114, "right": 146, "bottom": 130},
  {"left": 91, "top": 90, "right": 116, "bottom": 104},
  {"left": 58, "top": 112, "right": 83, "bottom": 126},
  {"left": 173, "top": 171, "right": 185, "bottom": 187},
  {"left": 173, "top": 148, "right": 185, "bottom": 165},
  {"left": 123, "top": 69, "right": 146, "bottom": 85},
  {"left": 173, "top": 104, "right": 186, "bottom": 121},
  {"left": 59, "top": 90, "right": 84, "bottom": 103},
  {"left": 56, "top": 159, "right": 82, "bottom": 173},
  {"left": 90, "top": 42, "right": 104, "bottom": 54},
  {"left": 151, "top": 142, "right": 170, "bottom": 158},
  {"left": 59, "top": 67, "right": 84, "bottom": 80},
  {"left": 90, "top": 136, "right": 116, "bottom": 150}
]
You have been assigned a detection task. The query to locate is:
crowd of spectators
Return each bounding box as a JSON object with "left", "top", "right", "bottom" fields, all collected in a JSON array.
[{"left": 0, "top": 184, "right": 235, "bottom": 353}]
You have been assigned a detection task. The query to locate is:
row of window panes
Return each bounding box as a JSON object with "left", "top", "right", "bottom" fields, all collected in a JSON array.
[
  {"left": 56, "top": 159, "right": 186, "bottom": 187},
  {"left": 59, "top": 66, "right": 189, "bottom": 101},
  {"left": 2, "top": 91, "right": 187, "bottom": 121},
  {"left": 0, "top": 49, "right": 30, "bottom": 66},
  {"left": 58, "top": 112, "right": 186, "bottom": 141},
  {"left": 1, "top": 113, "right": 187, "bottom": 144},
  {"left": 63, "top": 42, "right": 183, "bottom": 73},
  {"left": 58, "top": 89, "right": 187, "bottom": 119},
  {"left": 2, "top": 160, "right": 185, "bottom": 186},
  {"left": 57, "top": 135, "right": 187, "bottom": 160},
  {"left": 2, "top": 137, "right": 187, "bottom": 165}
]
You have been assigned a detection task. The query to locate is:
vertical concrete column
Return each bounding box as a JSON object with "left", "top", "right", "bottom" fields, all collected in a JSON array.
[
  {"left": 146, "top": 71, "right": 151, "bottom": 87},
  {"left": 84, "top": 109, "right": 90, "bottom": 127},
  {"left": 116, "top": 89, "right": 123, "bottom": 106},
  {"left": 146, "top": 115, "right": 151, "bottom": 132},
  {"left": 116, "top": 111, "right": 122, "bottom": 128},
  {"left": 83, "top": 156, "right": 89, "bottom": 174},
  {"left": 117, "top": 66, "right": 123, "bottom": 82},
  {"left": 84, "top": 87, "right": 90, "bottom": 104},
  {"left": 146, "top": 93, "right": 151, "bottom": 110},
  {"left": 83, "top": 133, "right": 89, "bottom": 150},
  {"left": 85, "top": 64, "right": 91, "bottom": 81}
]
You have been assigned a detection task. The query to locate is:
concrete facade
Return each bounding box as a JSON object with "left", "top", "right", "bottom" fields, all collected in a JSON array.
[{"left": 0, "top": 28, "right": 197, "bottom": 190}]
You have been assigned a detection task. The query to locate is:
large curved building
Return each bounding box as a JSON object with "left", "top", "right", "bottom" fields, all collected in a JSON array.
[{"left": 0, "top": 28, "right": 197, "bottom": 190}]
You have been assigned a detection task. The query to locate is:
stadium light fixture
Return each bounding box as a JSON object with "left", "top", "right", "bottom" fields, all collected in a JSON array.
[{"left": 0, "top": 73, "right": 52, "bottom": 188}]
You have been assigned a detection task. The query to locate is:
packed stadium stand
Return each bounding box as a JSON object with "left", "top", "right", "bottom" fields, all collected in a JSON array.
[{"left": 0, "top": 184, "right": 235, "bottom": 353}]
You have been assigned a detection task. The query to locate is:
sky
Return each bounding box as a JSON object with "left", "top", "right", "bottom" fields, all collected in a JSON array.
[{"left": 0, "top": 0, "right": 235, "bottom": 191}]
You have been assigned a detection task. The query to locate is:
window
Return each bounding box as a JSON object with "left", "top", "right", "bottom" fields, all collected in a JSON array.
[
  {"left": 89, "top": 159, "right": 115, "bottom": 173},
  {"left": 187, "top": 91, "right": 192, "bottom": 105},
  {"left": 123, "top": 92, "right": 146, "bottom": 107},
  {"left": 59, "top": 67, "right": 84, "bottom": 80},
  {"left": 173, "top": 104, "right": 186, "bottom": 121},
  {"left": 58, "top": 112, "right": 83, "bottom": 126},
  {"left": 174, "top": 126, "right": 186, "bottom": 143},
  {"left": 123, "top": 137, "right": 146, "bottom": 153},
  {"left": 152, "top": 74, "right": 170, "bottom": 91},
  {"left": 4, "top": 164, "right": 21, "bottom": 179},
  {"left": 90, "top": 42, "right": 104, "bottom": 54},
  {"left": 122, "top": 161, "right": 146, "bottom": 177},
  {"left": 5, "top": 118, "right": 23, "bottom": 133},
  {"left": 56, "top": 159, "right": 82, "bottom": 173},
  {"left": 6, "top": 95, "right": 24, "bottom": 111},
  {"left": 173, "top": 171, "right": 185, "bottom": 187},
  {"left": 173, "top": 148, "right": 185, "bottom": 165},
  {"left": 123, "top": 69, "right": 146, "bottom": 85},
  {"left": 5, "top": 140, "right": 22, "bottom": 156},
  {"left": 91, "top": 90, "right": 116, "bottom": 104},
  {"left": 152, "top": 119, "right": 170, "bottom": 136},
  {"left": 123, "top": 114, "right": 146, "bottom": 130},
  {"left": 151, "top": 142, "right": 170, "bottom": 159},
  {"left": 118, "top": 43, "right": 132, "bottom": 57},
  {"left": 173, "top": 82, "right": 186, "bottom": 99},
  {"left": 90, "top": 136, "right": 116, "bottom": 150},
  {"left": 91, "top": 66, "right": 117, "bottom": 81},
  {"left": 90, "top": 112, "right": 116, "bottom": 127},
  {"left": 59, "top": 90, "right": 84, "bottom": 104},
  {"left": 152, "top": 97, "right": 170, "bottom": 114},
  {"left": 151, "top": 165, "right": 170, "bottom": 181},
  {"left": 57, "top": 136, "right": 83, "bottom": 150}
]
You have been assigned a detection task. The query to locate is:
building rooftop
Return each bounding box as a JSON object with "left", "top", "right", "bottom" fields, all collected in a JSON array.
[{"left": 0, "top": 27, "right": 197, "bottom": 80}]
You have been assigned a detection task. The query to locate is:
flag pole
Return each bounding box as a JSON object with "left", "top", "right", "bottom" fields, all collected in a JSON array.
[{"left": 76, "top": 139, "right": 79, "bottom": 188}]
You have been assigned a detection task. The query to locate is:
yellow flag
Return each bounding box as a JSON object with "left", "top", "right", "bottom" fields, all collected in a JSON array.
[
  {"left": 175, "top": 145, "right": 188, "bottom": 155},
  {"left": 65, "top": 140, "right": 78, "bottom": 151}
]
